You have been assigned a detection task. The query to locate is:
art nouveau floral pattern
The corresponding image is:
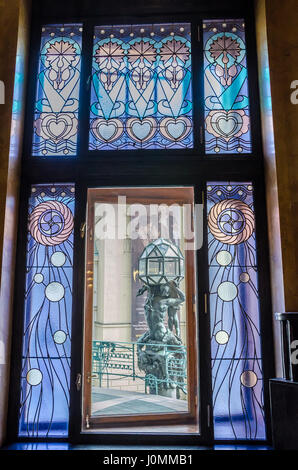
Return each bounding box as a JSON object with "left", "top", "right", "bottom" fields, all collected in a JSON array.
[
  {"left": 89, "top": 24, "right": 193, "bottom": 150},
  {"left": 203, "top": 20, "right": 251, "bottom": 154},
  {"left": 32, "top": 25, "right": 82, "bottom": 156},
  {"left": 20, "top": 184, "right": 75, "bottom": 436},
  {"left": 207, "top": 182, "right": 265, "bottom": 439}
]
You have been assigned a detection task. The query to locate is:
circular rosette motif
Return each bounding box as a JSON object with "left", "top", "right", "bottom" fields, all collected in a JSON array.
[
  {"left": 208, "top": 199, "right": 254, "bottom": 245},
  {"left": 205, "top": 109, "right": 249, "bottom": 141},
  {"left": 205, "top": 32, "right": 245, "bottom": 65},
  {"left": 127, "top": 41, "right": 157, "bottom": 91},
  {"left": 94, "top": 41, "right": 125, "bottom": 91},
  {"left": 44, "top": 40, "right": 79, "bottom": 91},
  {"left": 159, "top": 117, "right": 192, "bottom": 142},
  {"left": 159, "top": 39, "right": 190, "bottom": 89},
  {"left": 205, "top": 33, "right": 245, "bottom": 86},
  {"left": 90, "top": 118, "right": 124, "bottom": 143},
  {"left": 126, "top": 117, "right": 157, "bottom": 143},
  {"left": 29, "top": 201, "right": 74, "bottom": 246},
  {"left": 34, "top": 112, "right": 78, "bottom": 143}
]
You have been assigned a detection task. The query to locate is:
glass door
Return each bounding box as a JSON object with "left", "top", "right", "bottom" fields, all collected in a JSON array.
[{"left": 82, "top": 187, "right": 199, "bottom": 432}]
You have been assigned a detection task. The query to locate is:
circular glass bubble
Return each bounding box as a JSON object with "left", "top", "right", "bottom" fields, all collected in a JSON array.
[
  {"left": 216, "top": 250, "right": 232, "bottom": 266},
  {"left": 218, "top": 281, "right": 238, "bottom": 301},
  {"left": 53, "top": 330, "right": 67, "bottom": 344},
  {"left": 45, "top": 282, "right": 65, "bottom": 302},
  {"left": 34, "top": 273, "right": 44, "bottom": 284},
  {"left": 240, "top": 370, "right": 258, "bottom": 388},
  {"left": 215, "top": 330, "right": 229, "bottom": 345},
  {"left": 51, "top": 251, "right": 66, "bottom": 267},
  {"left": 26, "top": 368, "right": 43, "bottom": 386},
  {"left": 240, "top": 272, "right": 250, "bottom": 283}
]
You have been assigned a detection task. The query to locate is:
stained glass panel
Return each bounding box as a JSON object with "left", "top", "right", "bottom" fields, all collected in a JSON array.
[
  {"left": 19, "top": 184, "right": 75, "bottom": 436},
  {"left": 203, "top": 20, "right": 251, "bottom": 154},
  {"left": 32, "top": 24, "right": 82, "bottom": 156},
  {"left": 207, "top": 182, "right": 265, "bottom": 439},
  {"left": 89, "top": 23, "right": 193, "bottom": 150}
]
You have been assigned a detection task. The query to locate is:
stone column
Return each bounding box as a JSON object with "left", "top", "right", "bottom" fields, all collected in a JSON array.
[{"left": 255, "top": 0, "right": 298, "bottom": 376}]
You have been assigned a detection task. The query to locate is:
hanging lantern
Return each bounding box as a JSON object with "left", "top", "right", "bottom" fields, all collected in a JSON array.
[{"left": 138, "top": 238, "right": 184, "bottom": 286}]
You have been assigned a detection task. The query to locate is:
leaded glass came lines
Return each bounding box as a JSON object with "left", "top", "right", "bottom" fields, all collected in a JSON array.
[
  {"left": 32, "top": 24, "right": 82, "bottom": 156},
  {"left": 207, "top": 182, "right": 265, "bottom": 440},
  {"left": 203, "top": 20, "right": 251, "bottom": 154},
  {"left": 19, "top": 184, "right": 75, "bottom": 437},
  {"left": 89, "top": 23, "right": 193, "bottom": 150}
]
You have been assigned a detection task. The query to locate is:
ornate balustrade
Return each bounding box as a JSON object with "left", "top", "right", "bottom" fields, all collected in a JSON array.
[{"left": 92, "top": 340, "right": 187, "bottom": 395}]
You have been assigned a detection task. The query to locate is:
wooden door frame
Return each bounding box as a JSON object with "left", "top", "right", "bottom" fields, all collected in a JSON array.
[{"left": 82, "top": 186, "right": 199, "bottom": 430}]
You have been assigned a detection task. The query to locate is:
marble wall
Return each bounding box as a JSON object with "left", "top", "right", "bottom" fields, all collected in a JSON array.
[
  {"left": 0, "top": 0, "right": 31, "bottom": 447},
  {"left": 255, "top": 0, "right": 298, "bottom": 375}
]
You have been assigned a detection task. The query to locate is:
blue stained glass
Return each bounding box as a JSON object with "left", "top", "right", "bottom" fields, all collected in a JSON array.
[
  {"left": 203, "top": 20, "right": 252, "bottom": 154},
  {"left": 89, "top": 23, "right": 193, "bottom": 150},
  {"left": 32, "top": 24, "right": 82, "bottom": 156},
  {"left": 19, "top": 184, "right": 75, "bottom": 437},
  {"left": 207, "top": 182, "right": 265, "bottom": 440}
]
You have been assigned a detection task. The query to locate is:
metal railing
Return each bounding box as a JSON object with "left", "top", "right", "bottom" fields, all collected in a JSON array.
[{"left": 92, "top": 340, "right": 187, "bottom": 395}]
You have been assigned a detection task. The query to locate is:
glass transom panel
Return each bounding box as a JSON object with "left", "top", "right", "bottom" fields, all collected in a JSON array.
[{"left": 89, "top": 23, "right": 193, "bottom": 150}]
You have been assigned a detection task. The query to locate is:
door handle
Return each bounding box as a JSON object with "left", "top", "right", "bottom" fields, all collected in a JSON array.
[{"left": 87, "top": 373, "right": 97, "bottom": 383}]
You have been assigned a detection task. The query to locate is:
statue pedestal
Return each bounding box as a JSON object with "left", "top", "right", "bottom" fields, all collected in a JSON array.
[{"left": 139, "top": 344, "right": 186, "bottom": 398}]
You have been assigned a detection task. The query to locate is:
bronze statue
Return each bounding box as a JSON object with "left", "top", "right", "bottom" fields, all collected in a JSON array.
[
  {"left": 136, "top": 239, "right": 186, "bottom": 397},
  {"left": 137, "top": 281, "right": 184, "bottom": 345}
]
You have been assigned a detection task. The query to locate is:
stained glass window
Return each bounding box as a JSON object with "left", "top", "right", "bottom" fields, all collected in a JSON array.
[
  {"left": 19, "top": 184, "right": 75, "bottom": 436},
  {"left": 203, "top": 20, "right": 251, "bottom": 154},
  {"left": 32, "top": 24, "right": 82, "bottom": 156},
  {"left": 89, "top": 23, "right": 193, "bottom": 150},
  {"left": 207, "top": 182, "right": 265, "bottom": 439}
]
